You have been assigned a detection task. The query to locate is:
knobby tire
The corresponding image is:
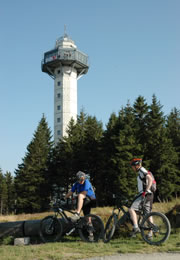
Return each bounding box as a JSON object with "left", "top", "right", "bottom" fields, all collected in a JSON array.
[
  {"left": 78, "top": 214, "right": 104, "bottom": 243},
  {"left": 140, "top": 211, "right": 171, "bottom": 245},
  {"left": 39, "top": 215, "right": 63, "bottom": 243},
  {"left": 103, "top": 214, "right": 117, "bottom": 243}
]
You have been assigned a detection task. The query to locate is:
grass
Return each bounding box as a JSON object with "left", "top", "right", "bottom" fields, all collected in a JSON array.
[
  {"left": 0, "top": 233, "right": 179, "bottom": 260},
  {"left": 0, "top": 198, "right": 179, "bottom": 260}
]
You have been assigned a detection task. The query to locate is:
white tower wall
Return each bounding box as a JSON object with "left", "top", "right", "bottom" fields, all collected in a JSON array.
[{"left": 54, "top": 66, "right": 77, "bottom": 142}]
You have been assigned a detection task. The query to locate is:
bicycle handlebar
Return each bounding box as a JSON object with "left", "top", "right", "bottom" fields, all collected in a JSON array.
[{"left": 112, "top": 194, "right": 130, "bottom": 208}]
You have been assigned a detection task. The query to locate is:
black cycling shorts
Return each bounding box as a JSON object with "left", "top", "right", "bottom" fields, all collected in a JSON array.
[{"left": 82, "top": 197, "right": 97, "bottom": 215}]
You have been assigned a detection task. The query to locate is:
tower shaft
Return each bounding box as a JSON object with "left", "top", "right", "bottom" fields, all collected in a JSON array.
[{"left": 54, "top": 66, "right": 77, "bottom": 140}]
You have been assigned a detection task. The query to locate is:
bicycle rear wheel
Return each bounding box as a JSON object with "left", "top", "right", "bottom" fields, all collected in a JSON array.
[
  {"left": 78, "top": 214, "right": 104, "bottom": 242},
  {"left": 140, "top": 211, "right": 171, "bottom": 245},
  {"left": 103, "top": 214, "right": 117, "bottom": 243},
  {"left": 39, "top": 216, "right": 63, "bottom": 243}
]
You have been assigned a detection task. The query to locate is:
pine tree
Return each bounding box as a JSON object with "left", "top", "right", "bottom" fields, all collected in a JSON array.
[
  {"left": 166, "top": 108, "right": 180, "bottom": 197},
  {"left": 4, "top": 171, "right": 15, "bottom": 214},
  {"left": 133, "top": 95, "right": 149, "bottom": 152},
  {"left": 166, "top": 108, "right": 180, "bottom": 159},
  {"left": 99, "top": 112, "right": 119, "bottom": 205},
  {"left": 14, "top": 115, "right": 53, "bottom": 213},
  {"left": 101, "top": 103, "right": 141, "bottom": 203},
  {"left": 144, "top": 95, "right": 178, "bottom": 201},
  {"left": 0, "top": 169, "right": 8, "bottom": 215}
]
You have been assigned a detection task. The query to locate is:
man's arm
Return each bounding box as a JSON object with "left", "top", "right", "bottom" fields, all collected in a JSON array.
[
  {"left": 146, "top": 174, "right": 153, "bottom": 192},
  {"left": 65, "top": 191, "right": 73, "bottom": 199}
]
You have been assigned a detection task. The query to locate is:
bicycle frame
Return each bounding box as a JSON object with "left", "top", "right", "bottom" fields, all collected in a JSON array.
[{"left": 106, "top": 194, "right": 151, "bottom": 235}]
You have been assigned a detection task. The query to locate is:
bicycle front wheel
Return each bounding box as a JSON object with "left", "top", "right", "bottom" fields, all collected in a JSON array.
[
  {"left": 78, "top": 214, "right": 104, "bottom": 242},
  {"left": 103, "top": 214, "right": 117, "bottom": 243},
  {"left": 39, "top": 216, "right": 63, "bottom": 243},
  {"left": 141, "top": 211, "right": 171, "bottom": 245}
]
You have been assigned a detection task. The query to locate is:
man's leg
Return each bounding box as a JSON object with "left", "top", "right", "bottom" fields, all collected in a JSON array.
[
  {"left": 128, "top": 196, "right": 142, "bottom": 235},
  {"left": 144, "top": 194, "right": 154, "bottom": 238},
  {"left": 71, "top": 193, "right": 86, "bottom": 221},
  {"left": 76, "top": 193, "right": 86, "bottom": 214},
  {"left": 129, "top": 208, "right": 138, "bottom": 227}
]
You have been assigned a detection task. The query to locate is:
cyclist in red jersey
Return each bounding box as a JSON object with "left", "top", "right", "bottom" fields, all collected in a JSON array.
[{"left": 129, "top": 158, "right": 155, "bottom": 237}]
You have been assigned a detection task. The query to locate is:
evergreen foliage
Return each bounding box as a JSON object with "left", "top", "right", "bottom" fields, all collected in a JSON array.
[
  {"left": 4, "top": 171, "right": 15, "bottom": 214},
  {"left": 142, "top": 95, "right": 179, "bottom": 201},
  {"left": 0, "top": 169, "right": 8, "bottom": 215},
  {"left": 14, "top": 115, "right": 53, "bottom": 213},
  {"left": 166, "top": 108, "right": 180, "bottom": 197}
]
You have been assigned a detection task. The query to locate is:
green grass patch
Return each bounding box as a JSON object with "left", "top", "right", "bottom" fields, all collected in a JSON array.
[{"left": 0, "top": 231, "right": 179, "bottom": 260}]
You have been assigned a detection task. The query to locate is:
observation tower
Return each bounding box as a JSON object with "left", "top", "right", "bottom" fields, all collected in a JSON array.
[{"left": 41, "top": 33, "right": 89, "bottom": 144}]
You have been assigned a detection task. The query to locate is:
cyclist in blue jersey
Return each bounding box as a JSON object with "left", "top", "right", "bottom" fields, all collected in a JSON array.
[{"left": 65, "top": 171, "right": 96, "bottom": 221}]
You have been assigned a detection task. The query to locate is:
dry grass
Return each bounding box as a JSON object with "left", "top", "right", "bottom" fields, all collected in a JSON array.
[
  {"left": 0, "top": 212, "right": 52, "bottom": 223},
  {"left": 0, "top": 197, "right": 179, "bottom": 224}
]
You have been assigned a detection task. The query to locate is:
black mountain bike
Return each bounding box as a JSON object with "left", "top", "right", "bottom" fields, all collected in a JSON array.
[
  {"left": 103, "top": 194, "right": 171, "bottom": 245},
  {"left": 39, "top": 187, "right": 104, "bottom": 243}
]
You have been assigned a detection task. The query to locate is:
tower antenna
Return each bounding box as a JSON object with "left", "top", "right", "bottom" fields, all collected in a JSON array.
[{"left": 64, "top": 24, "right": 68, "bottom": 37}]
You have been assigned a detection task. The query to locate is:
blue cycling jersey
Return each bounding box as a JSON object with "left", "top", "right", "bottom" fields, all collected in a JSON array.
[{"left": 71, "top": 179, "right": 96, "bottom": 199}]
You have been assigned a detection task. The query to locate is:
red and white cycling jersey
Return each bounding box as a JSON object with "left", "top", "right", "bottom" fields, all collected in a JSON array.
[{"left": 137, "top": 167, "right": 156, "bottom": 193}]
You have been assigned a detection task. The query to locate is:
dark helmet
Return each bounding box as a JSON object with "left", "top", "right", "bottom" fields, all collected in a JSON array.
[
  {"left": 130, "top": 158, "right": 142, "bottom": 166},
  {"left": 76, "top": 171, "right": 86, "bottom": 181}
]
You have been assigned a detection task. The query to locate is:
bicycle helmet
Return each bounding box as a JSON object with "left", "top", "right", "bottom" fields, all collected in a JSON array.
[
  {"left": 76, "top": 171, "right": 86, "bottom": 181},
  {"left": 130, "top": 158, "right": 142, "bottom": 166}
]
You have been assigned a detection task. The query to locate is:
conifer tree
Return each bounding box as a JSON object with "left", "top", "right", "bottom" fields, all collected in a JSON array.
[
  {"left": 166, "top": 108, "right": 180, "bottom": 197},
  {"left": 133, "top": 96, "right": 149, "bottom": 152},
  {"left": 144, "top": 95, "right": 178, "bottom": 201},
  {"left": 14, "top": 115, "right": 53, "bottom": 213},
  {"left": 99, "top": 112, "right": 119, "bottom": 205},
  {"left": 4, "top": 171, "right": 15, "bottom": 214},
  {"left": 0, "top": 170, "right": 8, "bottom": 215},
  {"left": 166, "top": 108, "right": 180, "bottom": 158},
  {"left": 101, "top": 103, "right": 141, "bottom": 203}
]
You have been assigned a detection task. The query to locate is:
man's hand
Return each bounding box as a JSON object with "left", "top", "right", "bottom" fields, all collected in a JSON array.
[
  {"left": 142, "top": 190, "right": 152, "bottom": 197},
  {"left": 142, "top": 191, "right": 146, "bottom": 197}
]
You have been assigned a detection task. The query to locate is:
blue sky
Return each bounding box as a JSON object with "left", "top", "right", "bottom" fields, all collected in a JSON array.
[{"left": 0, "top": 0, "right": 180, "bottom": 174}]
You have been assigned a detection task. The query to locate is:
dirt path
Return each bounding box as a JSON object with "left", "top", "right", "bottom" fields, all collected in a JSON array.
[{"left": 85, "top": 252, "right": 180, "bottom": 260}]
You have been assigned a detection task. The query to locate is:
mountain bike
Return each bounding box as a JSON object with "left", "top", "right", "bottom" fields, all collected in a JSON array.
[
  {"left": 39, "top": 186, "right": 104, "bottom": 243},
  {"left": 103, "top": 194, "right": 171, "bottom": 245}
]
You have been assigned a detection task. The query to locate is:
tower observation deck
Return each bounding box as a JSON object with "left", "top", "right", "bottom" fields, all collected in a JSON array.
[{"left": 41, "top": 33, "right": 89, "bottom": 144}]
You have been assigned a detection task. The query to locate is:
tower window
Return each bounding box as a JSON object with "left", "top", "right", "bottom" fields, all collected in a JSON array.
[
  {"left": 57, "top": 70, "right": 61, "bottom": 74},
  {"left": 57, "top": 117, "right": 61, "bottom": 123},
  {"left": 57, "top": 130, "right": 61, "bottom": 136},
  {"left": 57, "top": 105, "right": 61, "bottom": 110},
  {"left": 57, "top": 81, "right": 61, "bottom": 86},
  {"left": 57, "top": 93, "right": 61, "bottom": 98}
]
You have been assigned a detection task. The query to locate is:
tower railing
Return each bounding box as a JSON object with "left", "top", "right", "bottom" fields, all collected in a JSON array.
[{"left": 42, "top": 49, "right": 88, "bottom": 67}]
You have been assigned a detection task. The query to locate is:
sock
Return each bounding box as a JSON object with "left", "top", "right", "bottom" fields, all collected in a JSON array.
[{"left": 134, "top": 224, "right": 138, "bottom": 229}]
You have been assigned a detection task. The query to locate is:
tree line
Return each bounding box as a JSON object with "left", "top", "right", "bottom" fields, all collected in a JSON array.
[{"left": 1, "top": 95, "right": 180, "bottom": 214}]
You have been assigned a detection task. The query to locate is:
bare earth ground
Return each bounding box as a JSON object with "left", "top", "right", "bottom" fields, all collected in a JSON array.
[{"left": 85, "top": 252, "right": 180, "bottom": 260}]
